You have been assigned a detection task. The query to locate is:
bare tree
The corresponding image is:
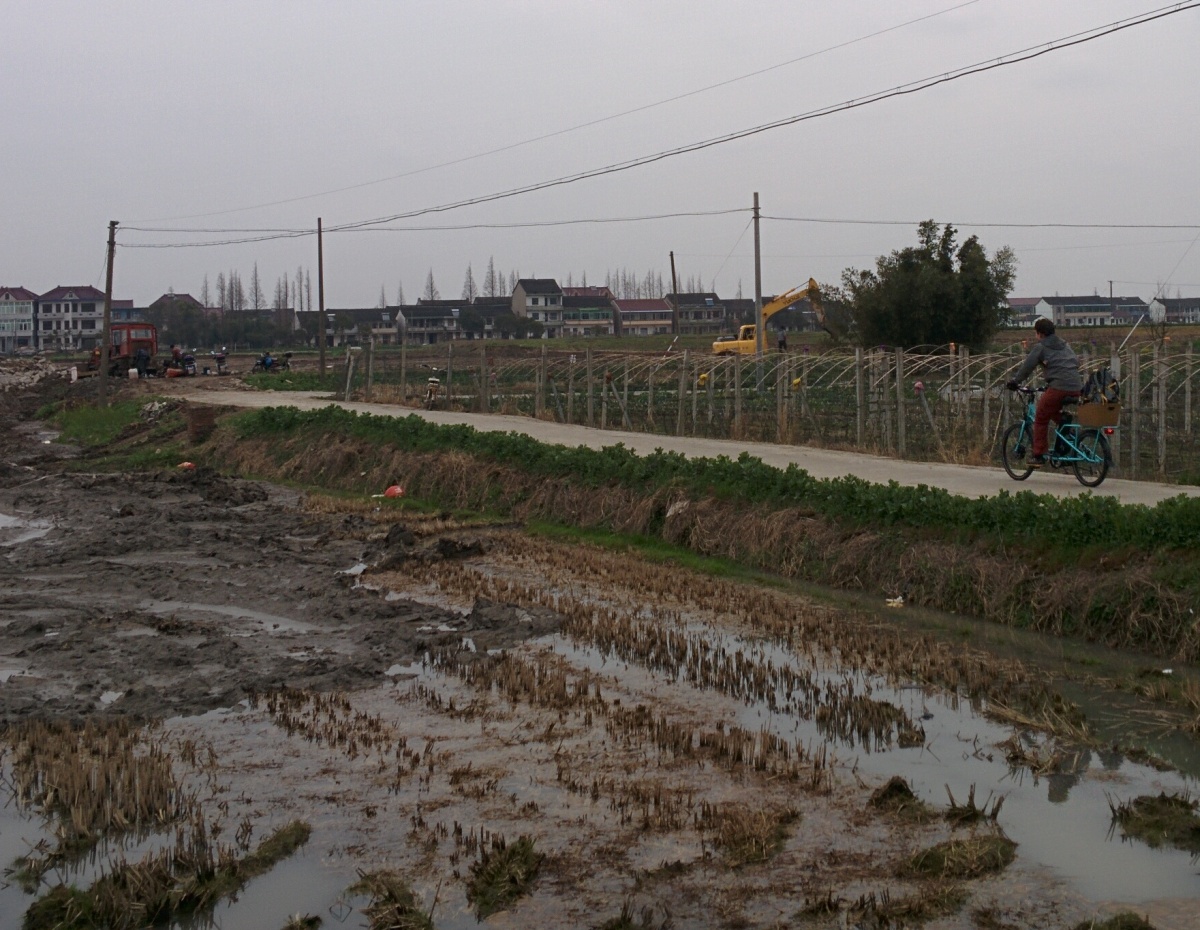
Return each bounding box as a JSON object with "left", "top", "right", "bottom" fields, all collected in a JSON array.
[
  {"left": 423, "top": 269, "right": 440, "bottom": 301},
  {"left": 378, "top": 285, "right": 387, "bottom": 309},
  {"left": 484, "top": 257, "right": 497, "bottom": 297},
  {"left": 250, "top": 263, "right": 265, "bottom": 311},
  {"left": 395, "top": 281, "right": 405, "bottom": 305},
  {"left": 216, "top": 272, "right": 227, "bottom": 311},
  {"left": 461, "top": 264, "right": 477, "bottom": 301},
  {"left": 200, "top": 274, "right": 211, "bottom": 308},
  {"left": 581, "top": 270, "right": 588, "bottom": 287},
  {"left": 295, "top": 266, "right": 304, "bottom": 312},
  {"left": 305, "top": 271, "right": 312, "bottom": 315}
]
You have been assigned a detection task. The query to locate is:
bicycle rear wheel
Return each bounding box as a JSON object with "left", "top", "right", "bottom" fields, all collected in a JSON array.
[
  {"left": 1001, "top": 423, "right": 1034, "bottom": 480},
  {"left": 1072, "top": 428, "right": 1111, "bottom": 487}
]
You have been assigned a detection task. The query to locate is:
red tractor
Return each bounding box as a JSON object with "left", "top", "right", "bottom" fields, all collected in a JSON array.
[{"left": 87, "top": 323, "right": 158, "bottom": 377}]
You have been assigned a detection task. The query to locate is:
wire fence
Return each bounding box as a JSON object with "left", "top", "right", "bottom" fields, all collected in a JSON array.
[{"left": 337, "top": 340, "right": 1200, "bottom": 484}]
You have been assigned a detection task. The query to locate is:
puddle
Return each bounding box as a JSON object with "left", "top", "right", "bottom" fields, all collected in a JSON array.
[
  {"left": 141, "top": 600, "right": 316, "bottom": 634},
  {"left": 535, "top": 617, "right": 1200, "bottom": 905},
  {"left": 174, "top": 844, "right": 370, "bottom": 930},
  {"left": 0, "top": 512, "right": 52, "bottom": 547}
]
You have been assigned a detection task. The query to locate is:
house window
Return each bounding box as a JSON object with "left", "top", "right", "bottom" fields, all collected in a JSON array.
[{"left": 531, "top": 297, "right": 539, "bottom": 306}]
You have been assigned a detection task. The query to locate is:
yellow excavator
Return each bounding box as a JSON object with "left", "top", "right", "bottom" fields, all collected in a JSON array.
[{"left": 711, "top": 278, "right": 822, "bottom": 355}]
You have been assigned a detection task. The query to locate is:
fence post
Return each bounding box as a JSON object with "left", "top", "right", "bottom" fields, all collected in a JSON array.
[
  {"left": 775, "top": 357, "right": 785, "bottom": 441},
  {"left": 365, "top": 336, "right": 374, "bottom": 402},
  {"left": 586, "top": 349, "right": 594, "bottom": 427},
  {"left": 1110, "top": 344, "right": 1121, "bottom": 471},
  {"left": 567, "top": 361, "right": 575, "bottom": 424},
  {"left": 895, "top": 347, "right": 907, "bottom": 458},
  {"left": 400, "top": 338, "right": 408, "bottom": 404},
  {"left": 691, "top": 357, "right": 699, "bottom": 434},
  {"left": 707, "top": 361, "right": 715, "bottom": 427},
  {"left": 855, "top": 348, "right": 865, "bottom": 449},
  {"left": 446, "top": 342, "right": 454, "bottom": 411},
  {"left": 1156, "top": 345, "right": 1167, "bottom": 477},
  {"left": 734, "top": 354, "right": 743, "bottom": 435},
  {"left": 1186, "top": 342, "right": 1194, "bottom": 436},
  {"left": 479, "top": 343, "right": 487, "bottom": 412},
  {"left": 677, "top": 350, "right": 688, "bottom": 436},
  {"left": 1129, "top": 349, "right": 1140, "bottom": 478},
  {"left": 601, "top": 369, "right": 609, "bottom": 429},
  {"left": 647, "top": 362, "right": 656, "bottom": 429},
  {"left": 623, "top": 359, "right": 630, "bottom": 420}
]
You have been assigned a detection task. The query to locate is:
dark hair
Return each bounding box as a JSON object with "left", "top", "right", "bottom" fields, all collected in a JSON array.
[{"left": 1034, "top": 318, "right": 1055, "bottom": 337}]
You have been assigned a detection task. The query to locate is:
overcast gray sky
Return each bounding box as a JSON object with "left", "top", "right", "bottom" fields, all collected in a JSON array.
[{"left": 5, "top": 0, "right": 1200, "bottom": 307}]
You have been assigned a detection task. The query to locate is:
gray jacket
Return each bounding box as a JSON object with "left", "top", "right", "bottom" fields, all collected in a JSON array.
[{"left": 1012, "top": 334, "right": 1082, "bottom": 391}]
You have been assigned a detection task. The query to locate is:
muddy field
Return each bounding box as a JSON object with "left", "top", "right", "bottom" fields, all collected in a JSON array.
[{"left": 1, "top": 367, "right": 1198, "bottom": 930}]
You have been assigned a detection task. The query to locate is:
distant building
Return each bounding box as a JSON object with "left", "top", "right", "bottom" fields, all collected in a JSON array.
[
  {"left": 1034, "top": 294, "right": 1148, "bottom": 328},
  {"left": 512, "top": 279, "right": 563, "bottom": 338},
  {"left": 616, "top": 298, "right": 673, "bottom": 336},
  {"left": 36, "top": 285, "right": 110, "bottom": 351},
  {"left": 1005, "top": 297, "right": 1043, "bottom": 328},
  {"left": 665, "top": 292, "right": 724, "bottom": 336},
  {"left": 0, "top": 287, "right": 38, "bottom": 353},
  {"left": 1149, "top": 296, "right": 1200, "bottom": 324}
]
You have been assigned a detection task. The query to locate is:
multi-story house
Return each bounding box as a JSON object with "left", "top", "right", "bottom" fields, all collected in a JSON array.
[
  {"left": 512, "top": 279, "right": 563, "bottom": 338},
  {"left": 36, "top": 285, "right": 109, "bottom": 351},
  {"left": 1034, "top": 295, "right": 1147, "bottom": 328},
  {"left": 615, "top": 298, "right": 673, "bottom": 336},
  {"left": 666, "top": 292, "right": 725, "bottom": 336},
  {"left": 562, "top": 286, "right": 617, "bottom": 337},
  {"left": 0, "top": 287, "right": 38, "bottom": 353},
  {"left": 1149, "top": 296, "right": 1200, "bottom": 324}
]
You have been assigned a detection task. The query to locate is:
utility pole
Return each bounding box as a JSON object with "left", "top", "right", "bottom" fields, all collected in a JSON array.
[
  {"left": 317, "top": 218, "right": 326, "bottom": 383},
  {"left": 753, "top": 192, "right": 764, "bottom": 387},
  {"left": 669, "top": 251, "right": 680, "bottom": 336},
  {"left": 97, "top": 220, "right": 118, "bottom": 407}
]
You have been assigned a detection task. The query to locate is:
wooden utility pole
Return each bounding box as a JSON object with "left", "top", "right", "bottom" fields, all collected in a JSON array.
[
  {"left": 97, "top": 220, "right": 118, "bottom": 407},
  {"left": 317, "top": 217, "right": 326, "bottom": 384},
  {"left": 669, "top": 251, "right": 680, "bottom": 336}
]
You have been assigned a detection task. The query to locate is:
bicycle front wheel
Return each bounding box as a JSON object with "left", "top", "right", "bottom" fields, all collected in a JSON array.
[
  {"left": 1001, "top": 422, "right": 1034, "bottom": 480},
  {"left": 1073, "top": 428, "right": 1111, "bottom": 487}
]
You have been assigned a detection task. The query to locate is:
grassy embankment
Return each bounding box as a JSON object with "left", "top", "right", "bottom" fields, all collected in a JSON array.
[{"left": 198, "top": 404, "right": 1200, "bottom": 662}]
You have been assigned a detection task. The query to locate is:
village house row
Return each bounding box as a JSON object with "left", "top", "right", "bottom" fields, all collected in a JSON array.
[{"left": 2, "top": 279, "right": 1199, "bottom": 354}]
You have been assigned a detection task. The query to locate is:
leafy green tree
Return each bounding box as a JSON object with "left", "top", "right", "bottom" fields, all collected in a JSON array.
[{"left": 842, "top": 221, "right": 1015, "bottom": 349}]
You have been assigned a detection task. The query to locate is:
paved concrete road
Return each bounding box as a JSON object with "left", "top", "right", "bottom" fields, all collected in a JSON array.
[{"left": 185, "top": 387, "right": 1200, "bottom": 507}]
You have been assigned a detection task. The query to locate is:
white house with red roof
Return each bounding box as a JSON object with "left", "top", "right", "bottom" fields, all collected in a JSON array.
[
  {"left": 37, "top": 285, "right": 108, "bottom": 351},
  {"left": 0, "top": 287, "right": 38, "bottom": 353}
]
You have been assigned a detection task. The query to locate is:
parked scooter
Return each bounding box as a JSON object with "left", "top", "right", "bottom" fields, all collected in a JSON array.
[
  {"left": 210, "top": 347, "right": 229, "bottom": 375},
  {"left": 251, "top": 351, "right": 292, "bottom": 374}
]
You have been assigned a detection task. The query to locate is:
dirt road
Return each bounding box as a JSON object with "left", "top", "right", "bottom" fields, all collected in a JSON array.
[{"left": 176, "top": 384, "right": 1200, "bottom": 507}]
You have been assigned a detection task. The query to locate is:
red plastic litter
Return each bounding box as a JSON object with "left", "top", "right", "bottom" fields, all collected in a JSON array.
[{"left": 383, "top": 485, "right": 405, "bottom": 498}]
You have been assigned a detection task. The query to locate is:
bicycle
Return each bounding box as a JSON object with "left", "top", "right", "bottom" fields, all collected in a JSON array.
[{"left": 1000, "top": 386, "right": 1114, "bottom": 488}]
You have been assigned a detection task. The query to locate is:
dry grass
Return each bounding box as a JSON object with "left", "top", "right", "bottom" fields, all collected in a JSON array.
[
  {"left": 1108, "top": 792, "right": 1200, "bottom": 853},
  {"left": 350, "top": 870, "right": 434, "bottom": 930},
  {"left": 465, "top": 834, "right": 543, "bottom": 919},
  {"left": 1070, "top": 913, "right": 1157, "bottom": 930},
  {"left": 898, "top": 833, "right": 1016, "bottom": 880},
  {"left": 868, "top": 776, "right": 937, "bottom": 823},
  {"left": 697, "top": 802, "right": 799, "bottom": 867}
]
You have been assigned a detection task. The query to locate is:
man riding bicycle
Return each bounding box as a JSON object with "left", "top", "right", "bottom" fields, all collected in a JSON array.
[{"left": 1005, "top": 318, "right": 1082, "bottom": 468}]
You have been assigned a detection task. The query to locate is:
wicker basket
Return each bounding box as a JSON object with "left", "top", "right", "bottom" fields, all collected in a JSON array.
[{"left": 1076, "top": 401, "right": 1120, "bottom": 427}]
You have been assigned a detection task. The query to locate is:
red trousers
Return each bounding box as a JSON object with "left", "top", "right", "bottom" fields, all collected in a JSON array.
[{"left": 1034, "top": 387, "right": 1081, "bottom": 456}]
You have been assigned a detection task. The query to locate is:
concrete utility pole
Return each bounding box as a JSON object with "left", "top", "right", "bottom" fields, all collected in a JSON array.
[
  {"left": 753, "top": 192, "right": 763, "bottom": 361},
  {"left": 669, "top": 251, "right": 680, "bottom": 336},
  {"left": 97, "top": 220, "right": 118, "bottom": 407},
  {"left": 317, "top": 218, "right": 326, "bottom": 383}
]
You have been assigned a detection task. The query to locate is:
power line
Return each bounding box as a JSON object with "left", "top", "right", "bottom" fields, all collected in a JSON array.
[
  {"left": 134, "top": 0, "right": 983, "bottom": 223},
  {"left": 765, "top": 216, "right": 1200, "bottom": 230},
  {"left": 121, "top": 2, "right": 1200, "bottom": 250},
  {"left": 122, "top": 209, "right": 749, "bottom": 238}
]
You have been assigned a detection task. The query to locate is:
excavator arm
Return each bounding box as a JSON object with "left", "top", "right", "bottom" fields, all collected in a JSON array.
[{"left": 761, "top": 278, "right": 822, "bottom": 326}]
